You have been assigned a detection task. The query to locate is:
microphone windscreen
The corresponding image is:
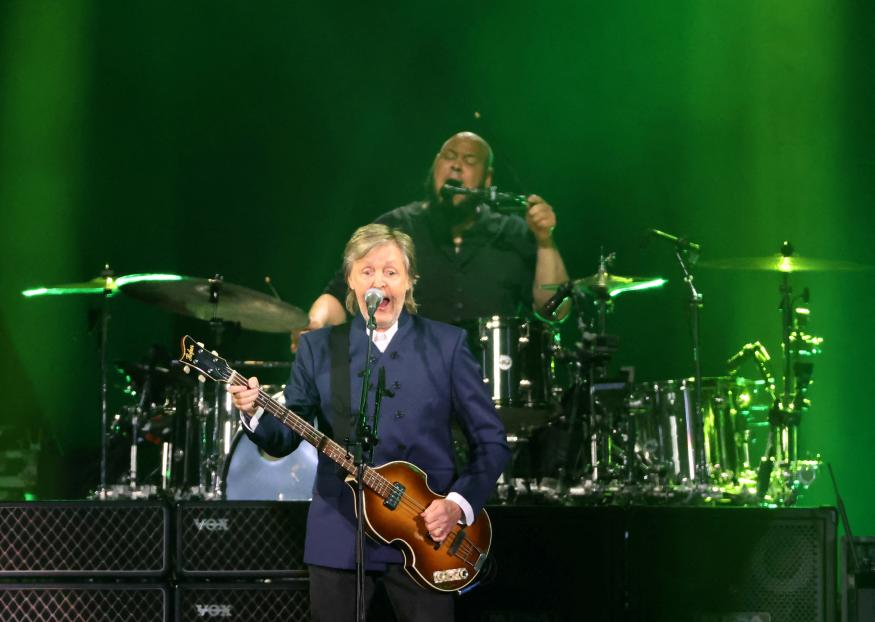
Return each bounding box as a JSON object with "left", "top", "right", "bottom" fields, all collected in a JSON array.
[{"left": 364, "top": 288, "right": 384, "bottom": 311}]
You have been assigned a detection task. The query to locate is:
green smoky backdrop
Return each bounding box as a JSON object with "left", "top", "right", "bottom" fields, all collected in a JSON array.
[{"left": 1, "top": 0, "right": 873, "bottom": 539}]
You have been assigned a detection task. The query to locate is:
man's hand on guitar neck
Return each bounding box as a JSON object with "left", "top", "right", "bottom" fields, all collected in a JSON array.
[
  {"left": 421, "top": 498, "right": 463, "bottom": 543},
  {"left": 228, "top": 376, "right": 261, "bottom": 416}
]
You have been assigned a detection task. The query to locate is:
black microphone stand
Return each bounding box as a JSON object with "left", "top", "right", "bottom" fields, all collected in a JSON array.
[
  {"left": 673, "top": 248, "right": 708, "bottom": 485},
  {"left": 354, "top": 309, "right": 382, "bottom": 622}
]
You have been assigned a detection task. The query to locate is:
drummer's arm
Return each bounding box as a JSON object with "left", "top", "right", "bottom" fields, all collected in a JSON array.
[
  {"left": 308, "top": 293, "right": 347, "bottom": 329},
  {"left": 291, "top": 293, "right": 347, "bottom": 352},
  {"left": 526, "top": 195, "right": 570, "bottom": 316}
]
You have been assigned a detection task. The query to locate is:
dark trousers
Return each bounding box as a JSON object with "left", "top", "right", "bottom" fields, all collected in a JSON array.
[{"left": 308, "top": 563, "right": 455, "bottom": 622}]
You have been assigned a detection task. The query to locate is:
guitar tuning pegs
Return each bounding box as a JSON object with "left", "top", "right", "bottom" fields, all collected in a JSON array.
[
  {"left": 211, "top": 350, "right": 218, "bottom": 356},
  {"left": 197, "top": 341, "right": 204, "bottom": 347},
  {"left": 183, "top": 365, "right": 190, "bottom": 374},
  {"left": 198, "top": 374, "right": 206, "bottom": 383}
]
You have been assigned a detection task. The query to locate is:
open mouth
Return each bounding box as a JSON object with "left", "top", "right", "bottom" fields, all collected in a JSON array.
[{"left": 377, "top": 297, "right": 391, "bottom": 310}]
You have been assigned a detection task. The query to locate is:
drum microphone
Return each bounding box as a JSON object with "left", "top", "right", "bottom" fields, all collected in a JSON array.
[
  {"left": 726, "top": 341, "right": 771, "bottom": 372},
  {"left": 440, "top": 181, "right": 529, "bottom": 214},
  {"left": 647, "top": 228, "right": 701, "bottom": 254},
  {"left": 727, "top": 343, "right": 758, "bottom": 372},
  {"left": 365, "top": 288, "right": 384, "bottom": 317},
  {"left": 541, "top": 281, "right": 575, "bottom": 317}
]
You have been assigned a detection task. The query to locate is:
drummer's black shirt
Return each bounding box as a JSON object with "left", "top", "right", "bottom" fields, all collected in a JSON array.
[{"left": 324, "top": 201, "right": 537, "bottom": 324}]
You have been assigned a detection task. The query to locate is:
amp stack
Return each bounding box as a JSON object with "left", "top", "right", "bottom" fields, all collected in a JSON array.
[
  {"left": 174, "top": 501, "right": 310, "bottom": 622},
  {"left": 0, "top": 500, "right": 312, "bottom": 622},
  {"left": 0, "top": 500, "right": 170, "bottom": 621}
]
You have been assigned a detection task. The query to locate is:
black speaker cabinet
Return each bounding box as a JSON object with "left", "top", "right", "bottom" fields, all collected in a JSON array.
[
  {"left": 176, "top": 501, "right": 309, "bottom": 577},
  {"left": 842, "top": 536, "right": 875, "bottom": 622},
  {"left": 456, "top": 505, "right": 626, "bottom": 622},
  {"left": 0, "top": 583, "right": 168, "bottom": 622},
  {"left": 626, "top": 507, "right": 836, "bottom": 622},
  {"left": 175, "top": 581, "right": 309, "bottom": 621},
  {"left": 0, "top": 501, "right": 169, "bottom": 577}
]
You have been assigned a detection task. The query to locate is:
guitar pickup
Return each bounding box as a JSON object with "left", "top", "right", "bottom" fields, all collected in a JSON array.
[{"left": 383, "top": 482, "right": 405, "bottom": 510}]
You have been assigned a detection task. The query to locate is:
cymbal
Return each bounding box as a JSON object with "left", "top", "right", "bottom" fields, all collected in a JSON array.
[
  {"left": 22, "top": 272, "right": 183, "bottom": 298},
  {"left": 543, "top": 274, "right": 667, "bottom": 298},
  {"left": 699, "top": 255, "right": 875, "bottom": 273},
  {"left": 120, "top": 276, "right": 308, "bottom": 333},
  {"left": 22, "top": 275, "right": 120, "bottom": 297}
]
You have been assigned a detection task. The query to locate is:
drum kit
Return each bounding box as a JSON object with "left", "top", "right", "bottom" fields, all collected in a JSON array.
[
  {"left": 23, "top": 240, "right": 860, "bottom": 507},
  {"left": 474, "top": 242, "right": 846, "bottom": 507},
  {"left": 23, "top": 269, "right": 316, "bottom": 501}
]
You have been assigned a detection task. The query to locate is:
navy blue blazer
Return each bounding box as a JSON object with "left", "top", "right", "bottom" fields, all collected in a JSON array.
[{"left": 245, "top": 311, "right": 510, "bottom": 570}]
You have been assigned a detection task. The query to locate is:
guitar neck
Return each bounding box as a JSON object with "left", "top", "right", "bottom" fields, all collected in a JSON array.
[{"left": 226, "top": 370, "right": 390, "bottom": 497}]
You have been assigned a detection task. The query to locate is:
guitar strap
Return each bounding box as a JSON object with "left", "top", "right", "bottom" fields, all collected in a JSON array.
[{"left": 328, "top": 321, "right": 352, "bottom": 443}]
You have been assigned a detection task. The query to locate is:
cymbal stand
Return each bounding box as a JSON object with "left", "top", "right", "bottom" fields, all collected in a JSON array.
[
  {"left": 94, "top": 265, "right": 115, "bottom": 499},
  {"left": 758, "top": 242, "right": 822, "bottom": 501},
  {"left": 190, "top": 275, "right": 237, "bottom": 499},
  {"left": 564, "top": 252, "right": 622, "bottom": 489},
  {"left": 559, "top": 287, "right": 589, "bottom": 489}
]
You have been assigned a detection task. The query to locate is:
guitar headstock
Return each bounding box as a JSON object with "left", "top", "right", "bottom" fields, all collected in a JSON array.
[{"left": 178, "top": 335, "right": 233, "bottom": 384}]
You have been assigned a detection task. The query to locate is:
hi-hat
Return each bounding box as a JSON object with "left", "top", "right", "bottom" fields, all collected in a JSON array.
[
  {"left": 699, "top": 255, "right": 875, "bottom": 273},
  {"left": 120, "top": 275, "right": 308, "bottom": 333}
]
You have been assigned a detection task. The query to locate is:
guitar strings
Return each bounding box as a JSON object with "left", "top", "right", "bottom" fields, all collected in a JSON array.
[{"left": 226, "top": 370, "right": 485, "bottom": 566}]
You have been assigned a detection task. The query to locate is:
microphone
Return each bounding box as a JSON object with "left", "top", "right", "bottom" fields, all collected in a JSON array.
[
  {"left": 647, "top": 228, "right": 701, "bottom": 254},
  {"left": 440, "top": 182, "right": 529, "bottom": 213},
  {"left": 727, "top": 341, "right": 772, "bottom": 374},
  {"left": 541, "top": 281, "right": 575, "bottom": 317},
  {"left": 439, "top": 178, "right": 465, "bottom": 201},
  {"left": 364, "top": 288, "right": 384, "bottom": 318},
  {"left": 727, "top": 343, "right": 757, "bottom": 372}
]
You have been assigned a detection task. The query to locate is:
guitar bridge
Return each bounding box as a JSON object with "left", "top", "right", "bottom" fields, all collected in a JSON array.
[{"left": 383, "top": 482, "right": 405, "bottom": 510}]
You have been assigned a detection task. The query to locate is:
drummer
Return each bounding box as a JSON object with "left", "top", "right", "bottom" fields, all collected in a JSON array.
[{"left": 299, "top": 131, "right": 569, "bottom": 338}]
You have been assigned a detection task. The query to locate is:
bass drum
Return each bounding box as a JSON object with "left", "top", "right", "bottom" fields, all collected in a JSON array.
[
  {"left": 628, "top": 376, "right": 761, "bottom": 486},
  {"left": 221, "top": 389, "right": 318, "bottom": 501},
  {"left": 223, "top": 431, "right": 318, "bottom": 500}
]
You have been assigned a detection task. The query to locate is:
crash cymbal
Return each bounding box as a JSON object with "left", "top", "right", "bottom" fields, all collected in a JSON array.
[
  {"left": 22, "top": 276, "right": 119, "bottom": 297},
  {"left": 120, "top": 276, "right": 308, "bottom": 333},
  {"left": 575, "top": 273, "right": 667, "bottom": 297},
  {"left": 699, "top": 255, "right": 875, "bottom": 273},
  {"left": 22, "top": 272, "right": 183, "bottom": 298},
  {"left": 543, "top": 274, "right": 667, "bottom": 298}
]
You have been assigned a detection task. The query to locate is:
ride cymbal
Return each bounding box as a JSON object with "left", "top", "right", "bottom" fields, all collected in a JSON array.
[{"left": 699, "top": 255, "right": 875, "bottom": 273}]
